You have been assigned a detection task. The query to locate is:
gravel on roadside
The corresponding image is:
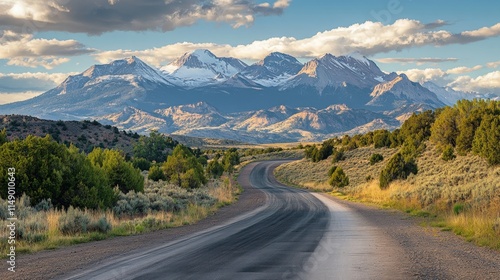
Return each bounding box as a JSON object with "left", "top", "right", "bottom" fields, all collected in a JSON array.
[{"left": 322, "top": 195, "right": 500, "bottom": 280}]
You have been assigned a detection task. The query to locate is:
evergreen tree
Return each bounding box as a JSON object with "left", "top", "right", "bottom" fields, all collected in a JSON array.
[
  {"left": 133, "top": 131, "right": 177, "bottom": 163},
  {"left": 148, "top": 165, "right": 166, "bottom": 181},
  {"left": 379, "top": 153, "right": 417, "bottom": 189},
  {"left": 472, "top": 115, "right": 500, "bottom": 165},
  {"left": 328, "top": 166, "right": 349, "bottom": 188},
  {"left": 222, "top": 148, "right": 240, "bottom": 173},
  {"left": 206, "top": 159, "right": 224, "bottom": 178},
  {"left": 88, "top": 148, "right": 144, "bottom": 193},
  {"left": 373, "top": 130, "right": 391, "bottom": 148},
  {"left": 430, "top": 107, "right": 460, "bottom": 148}
]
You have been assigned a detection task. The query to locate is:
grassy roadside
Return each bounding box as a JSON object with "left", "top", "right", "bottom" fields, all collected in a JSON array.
[
  {"left": 274, "top": 145, "right": 500, "bottom": 250},
  {"left": 0, "top": 174, "right": 241, "bottom": 257}
]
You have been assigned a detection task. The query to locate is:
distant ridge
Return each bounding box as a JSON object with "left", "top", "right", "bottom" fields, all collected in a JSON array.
[{"left": 1, "top": 49, "right": 494, "bottom": 143}]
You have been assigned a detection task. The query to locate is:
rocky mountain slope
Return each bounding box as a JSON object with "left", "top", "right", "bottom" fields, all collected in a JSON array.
[{"left": 1, "top": 49, "right": 492, "bottom": 143}]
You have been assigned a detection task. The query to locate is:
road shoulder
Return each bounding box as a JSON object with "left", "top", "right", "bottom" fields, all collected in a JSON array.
[{"left": 317, "top": 194, "right": 500, "bottom": 279}]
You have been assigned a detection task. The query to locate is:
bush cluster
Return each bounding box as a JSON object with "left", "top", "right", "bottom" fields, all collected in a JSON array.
[
  {"left": 328, "top": 166, "right": 349, "bottom": 188},
  {"left": 379, "top": 153, "right": 418, "bottom": 189},
  {"left": 369, "top": 154, "right": 384, "bottom": 165},
  {"left": 0, "top": 135, "right": 143, "bottom": 209},
  {"left": 113, "top": 180, "right": 216, "bottom": 217}
]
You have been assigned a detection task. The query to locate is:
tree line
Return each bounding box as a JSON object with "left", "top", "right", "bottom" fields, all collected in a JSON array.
[{"left": 0, "top": 128, "right": 242, "bottom": 210}]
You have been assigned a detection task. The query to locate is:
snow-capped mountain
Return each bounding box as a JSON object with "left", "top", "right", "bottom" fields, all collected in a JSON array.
[
  {"left": 283, "top": 52, "right": 386, "bottom": 92},
  {"left": 241, "top": 52, "right": 303, "bottom": 86},
  {"left": 0, "top": 50, "right": 468, "bottom": 143},
  {"left": 161, "top": 49, "right": 248, "bottom": 87},
  {"left": 421, "top": 81, "right": 485, "bottom": 106},
  {"left": 368, "top": 74, "right": 444, "bottom": 110},
  {"left": 0, "top": 56, "right": 179, "bottom": 120}
]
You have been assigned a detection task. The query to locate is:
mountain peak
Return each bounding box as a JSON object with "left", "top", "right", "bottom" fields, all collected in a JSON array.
[
  {"left": 345, "top": 51, "right": 370, "bottom": 65},
  {"left": 77, "top": 56, "right": 169, "bottom": 85},
  {"left": 161, "top": 49, "right": 247, "bottom": 87},
  {"left": 240, "top": 52, "right": 302, "bottom": 86},
  {"left": 319, "top": 53, "right": 335, "bottom": 60},
  {"left": 189, "top": 49, "right": 218, "bottom": 61}
]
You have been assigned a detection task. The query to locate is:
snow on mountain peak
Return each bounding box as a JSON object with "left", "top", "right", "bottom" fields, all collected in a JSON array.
[
  {"left": 189, "top": 49, "right": 218, "bottom": 63},
  {"left": 161, "top": 49, "right": 247, "bottom": 87},
  {"left": 346, "top": 51, "right": 370, "bottom": 66},
  {"left": 324, "top": 104, "right": 350, "bottom": 112}
]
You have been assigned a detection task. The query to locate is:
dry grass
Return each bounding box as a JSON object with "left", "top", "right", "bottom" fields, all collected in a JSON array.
[
  {"left": 0, "top": 175, "right": 239, "bottom": 256},
  {"left": 275, "top": 146, "right": 397, "bottom": 191},
  {"left": 275, "top": 143, "right": 500, "bottom": 250}
]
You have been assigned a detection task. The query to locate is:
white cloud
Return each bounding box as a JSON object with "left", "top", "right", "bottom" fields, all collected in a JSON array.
[
  {"left": 0, "top": 91, "right": 44, "bottom": 105},
  {"left": 0, "top": 0, "right": 290, "bottom": 34},
  {"left": 446, "top": 65, "right": 483, "bottom": 75},
  {"left": 487, "top": 61, "right": 500, "bottom": 68},
  {"left": 6, "top": 57, "right": 70, "bottom": 69},
  {"left": 376, "top": 57, "right": 458, "bottom": 65},
  {"left": 93, "top": 19, "right": 500, "bottom": 66},
  {"left": 400, "top": 65, "right": 484, "bottom": 84},
  {"left": 448, "top": 71, "right": 500, "bottom": 94},
  {"left": 0, "top": 72, "right": 77, "bottom": 92},
  {"left": 0, "top": 71, "right": 78, "bottom": 105},
  {"left": 0, "top": 30, "right": 94, "bottom": 69},
  {"left": 273, "top": 0, "right": 290, "bottom": 9},
  {"left": 400, "top": 68, "right": 448, "bottom": 84}
]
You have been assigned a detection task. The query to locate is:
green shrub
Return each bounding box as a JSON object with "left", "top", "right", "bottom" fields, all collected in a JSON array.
[
  {"left": 88, "top": 216, "right": 112, "bottom": 233},
  {"left": 331, "top": 149, "right": 345, "bottom": 163},
  {"left": 441, "top": 145, "right": 456, "bottom": 161},
  {"left": 59, "top": 206, "right": 91, "bottom": 235},
  {"left": 132, "top": 157, "right": 151, "bottom": 171},
  {"left": 34, "top": 198, "right": 53, "bottom": 212},
  {"left": 373, "top": 130, "right": 391, "bottom": 148},
  {"left": 453, "top": 203, "right": 465, "bottom": 215},
  {"left": 148, "top": 165, "right": 166, "bottom": 181},
  {"left": 17, "top": 212, "right": 48, "bottom": 243},
  {"left": 379, "top": 153, "right": 417, "bottom": 189},
  {"left": 328, "top": 166, "right": 349, "bottom": 188},
  {"left": 369, "top": 153, "right": 384, "bottom": 165},
  {"left": 206, "top": 159, "right": 224, "bottom": 178}
]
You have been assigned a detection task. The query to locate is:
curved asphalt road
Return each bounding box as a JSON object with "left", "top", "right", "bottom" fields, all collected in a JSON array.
[{"left": 66, "top": 161, "right": 403, "bottom": 280}]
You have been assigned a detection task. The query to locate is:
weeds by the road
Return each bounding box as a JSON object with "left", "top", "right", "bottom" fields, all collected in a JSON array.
[
  {"left": 275, "top": 144, "right": 500, "bottom": 250},
  {"left": 0, "top": 175, "right": 240, "bottom": 256}
]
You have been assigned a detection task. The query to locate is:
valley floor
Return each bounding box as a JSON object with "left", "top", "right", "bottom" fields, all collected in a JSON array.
[{"left": 4, "top": 159, "right": 500, "bottom": 280}]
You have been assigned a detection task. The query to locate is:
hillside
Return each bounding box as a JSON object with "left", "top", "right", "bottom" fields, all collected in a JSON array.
[
  {"left": 275, "top": 99, "right": 500, "bottom": 249},
  {"left": 276, "top": 143, "right": 500, "bottom": 248},
  {"left": 0, "top": 115, "right": 139, "bottom": 155}
]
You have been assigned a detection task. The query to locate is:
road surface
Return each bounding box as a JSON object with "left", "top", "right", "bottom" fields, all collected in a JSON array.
[{"left": 66, "top": 161, "right": 406, "bottom": 280}]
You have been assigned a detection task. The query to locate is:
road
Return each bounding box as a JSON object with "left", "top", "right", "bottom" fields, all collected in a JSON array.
[{"left": 66, "top": 161, "right": 406, "bottom": 280}]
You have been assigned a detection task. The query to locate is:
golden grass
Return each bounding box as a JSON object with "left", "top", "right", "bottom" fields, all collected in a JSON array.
[{"left": 275, "top": 143, "right": 500, "bottom": 250}]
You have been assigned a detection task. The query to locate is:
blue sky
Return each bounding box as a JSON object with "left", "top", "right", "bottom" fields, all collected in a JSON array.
[{"left": 1, "top": 0, "right": 499, "bottom": 104}]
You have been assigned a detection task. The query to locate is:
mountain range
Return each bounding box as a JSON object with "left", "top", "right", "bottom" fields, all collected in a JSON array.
[{"left": 0, "top": 49, "right": 494, "bottom": 143}]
